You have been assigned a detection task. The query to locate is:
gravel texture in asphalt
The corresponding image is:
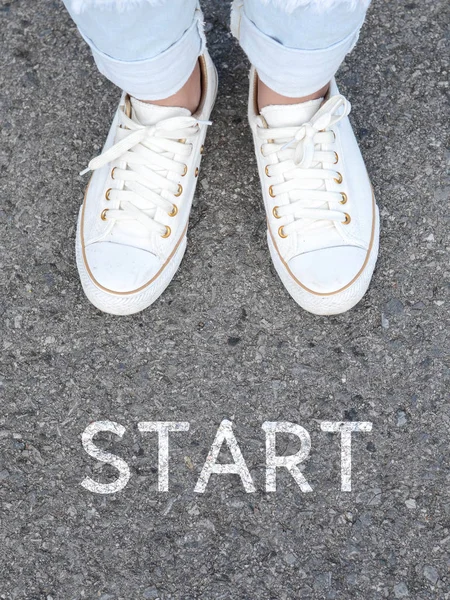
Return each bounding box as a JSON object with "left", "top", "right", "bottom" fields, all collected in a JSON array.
[{"left": 0, "top": 0, "right": 449, "bottom": 598}]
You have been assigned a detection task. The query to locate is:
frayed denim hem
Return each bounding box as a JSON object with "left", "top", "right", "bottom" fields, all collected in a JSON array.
[
  {"left": 71, "top": 0, "right": 371, "bottom": 14},
  {"left": 70, "top": 0, "right": 168, "bottom": 13},
  {"left": 256, "top": 0, "right": 370, "bottom": 13}
]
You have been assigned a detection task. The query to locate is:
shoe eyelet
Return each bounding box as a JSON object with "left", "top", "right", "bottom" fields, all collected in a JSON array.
[
  {"left": 265, "top": 165, "right": 271, "bottom": 178},
  {"left": 339, "top": 192, "right": 348, "bottom": 205},
  {"left": 269, "top": 185, "right": 276, "bottom": 198},
  {"left": 195, "top": 167, "right": 199, "bottom": 177},
  {"left": 182, "top": 164, "right": 188, "bottom": 177},
  {"left": 260, "top": 146, "right": 265, "bottom": 157},
  {"left": 161, "top": 226, "right": 171, "bottom": 238},
  {"left": 111, "top": 168, "right": 116, "bottom": 180},
  {"left": 105, "top": 188, "right": 112, "bottom": 201},
  {"left": 332, "top": 131, "right": 336, "bottom": 142},
  {"left": 169, "top": 204, "right": 178, "bottom": 217},
  {"left": 342, "top": 213, "right": 351, "bottom": 225},
  {"left": 200, "top": 145, "right": 205, "bottom": 155},
  {"left": 273, "top": 206, "right": 281, "bottom": 219},
  {"left": 334, "top": 172, "right": 343, "bottom": 184},
  {"left": 174, "top": 184, "right": 183, "bottom": 197},
  {"left": 278, "top": 226, "right": 288, "bottom": 238},
  {"left": 333, "top": 151, "right": 339, "bottom": 165},
  {"left": 101, "top": 209, "right": 109, "bottom": 221}
]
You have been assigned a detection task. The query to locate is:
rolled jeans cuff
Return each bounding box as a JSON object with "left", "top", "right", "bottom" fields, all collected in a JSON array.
[
  {"left": 79, "top": 9, "right": 205, "bottom": 99},
  {"left": 235, "top": 10, "right": 364, "bottom": 97}
]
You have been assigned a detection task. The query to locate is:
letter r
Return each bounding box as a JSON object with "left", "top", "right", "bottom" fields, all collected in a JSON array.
[{"left": 262, "top": 422, "right": 313, "bottom": 493}]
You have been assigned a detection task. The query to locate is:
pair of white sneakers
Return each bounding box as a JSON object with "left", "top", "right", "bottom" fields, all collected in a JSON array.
[{"left": 76, "top": 51, "right": 379, "bottom": 316}]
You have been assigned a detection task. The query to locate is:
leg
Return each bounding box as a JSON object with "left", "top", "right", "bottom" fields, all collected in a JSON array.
[
  {"left": 64, "top": 0, "right": 218, "bottom": 314},
  {"left": 238, "top": 0, "right": 368, "bottom": 107},
  {"left": 232, "top": 0, "right": 380, "bottom": 315},
  {"left": 63, "top": 0, "right": 202, "bottom": 104}
]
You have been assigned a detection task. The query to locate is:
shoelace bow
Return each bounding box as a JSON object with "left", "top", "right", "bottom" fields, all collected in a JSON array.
[
  {"left": 80, "top": 110, "right": 211, "bottom": 236},
  {"left": 258, "top": 95, "right": 352, "bottom": 236}
]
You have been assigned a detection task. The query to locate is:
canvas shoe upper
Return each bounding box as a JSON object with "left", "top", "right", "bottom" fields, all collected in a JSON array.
[
  {"left": 249, "top": 69, "right": 380, "bottom": 315},
  {"left": 76, "top": 52, "right": 218, "bottom": 315}
]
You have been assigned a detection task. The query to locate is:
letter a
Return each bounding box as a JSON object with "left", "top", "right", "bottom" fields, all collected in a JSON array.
[{"left": 195, "top": 420, "right": 256, "bottom": 493}]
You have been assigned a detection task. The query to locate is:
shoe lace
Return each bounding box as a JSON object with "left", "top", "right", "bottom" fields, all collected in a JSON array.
[
  {"left": 80, "top": 110, "right": 211, "bottom": 236},
  {"left": 257, "top": 95, "right": 352, "bottom": 236}
]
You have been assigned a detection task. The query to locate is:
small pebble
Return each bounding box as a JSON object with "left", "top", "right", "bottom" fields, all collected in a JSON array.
[
  {"left": 384, "top": 298, "right": 404, "bottom": 316},
  {"left": 397, "top": 411, "right": 407, "bottom": 427},
  {"left": 284, "top": 552, "right": 297, "bottom": 566},
  {"left": 393, "top": 582, "right": 409, "bottom": 598},
  {"left": 423, "top": 565, "right": 439, "bottom": 585}
]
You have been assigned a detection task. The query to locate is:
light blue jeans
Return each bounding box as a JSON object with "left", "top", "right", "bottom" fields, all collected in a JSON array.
[{"left": 63, "top": 0, "right": 369, "bottom": 100}]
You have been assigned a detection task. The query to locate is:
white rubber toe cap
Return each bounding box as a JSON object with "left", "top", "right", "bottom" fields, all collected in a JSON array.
[
  {"left": 288, "top": 246, "right": 368, "bottom": 295},
  {"left": 84, "top": 242, "right": 161, "bottom": 294}
]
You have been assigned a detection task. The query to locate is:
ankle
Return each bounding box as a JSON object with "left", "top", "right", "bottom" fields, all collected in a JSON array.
[
  {"left": 258, "top": 78, "right": 329, "bottom": 112},
  {"left": 139, "top": 60, "right": 201, "bottom": 114}
]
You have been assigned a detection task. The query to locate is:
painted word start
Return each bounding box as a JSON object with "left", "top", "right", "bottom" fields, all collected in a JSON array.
[{"left": 81, "top": 420, "right": 373, "bottom": 494}]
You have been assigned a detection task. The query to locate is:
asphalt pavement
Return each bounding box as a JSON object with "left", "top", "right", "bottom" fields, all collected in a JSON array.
[{"left": 0, "top": 0, "right": 449, "bottom": 598}]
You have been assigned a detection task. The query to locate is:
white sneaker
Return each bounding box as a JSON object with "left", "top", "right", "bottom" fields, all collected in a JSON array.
[
  {"left": 76, "top": 52, "right": 218, "bottom": 315},
  {"left": 249, "top": 69, "right": 380, "bottom": 315}
]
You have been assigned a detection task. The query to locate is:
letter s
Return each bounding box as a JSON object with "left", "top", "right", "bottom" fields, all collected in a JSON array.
[{"left": 81, "top": 421, "right": 130, "bottom": 494}]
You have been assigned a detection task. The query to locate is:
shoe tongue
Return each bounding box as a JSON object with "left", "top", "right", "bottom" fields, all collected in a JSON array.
[
  {"left": 130, "top": 97, "right": 191, "bottom": 126},
  {"left": 260, "top": 98, "right": 323, "bottom": 128}
]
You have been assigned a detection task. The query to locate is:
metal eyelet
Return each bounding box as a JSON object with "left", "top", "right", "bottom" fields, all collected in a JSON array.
[
  {"left": 342, "top": 213, "right": 351, "bottom": 225},
  {"left": 161, "top": 226, "right": 171, "bottom": 238},
  {"left": 278, "top": 226, "right": 288, "bottom": 238},
  {"left": 339, "top": 192, "right": 348, "bottom": 205},
  {"left": 333, "top": 151, "right": 339, "bottom": 165},
  {"left": 101, "top": 209, "right": 109, "bottom": 221},
  {"left": 272, "top": 206, "right": 281, "bottom": 219},
  {"left": 105, "top": 188, "right": 112, "bottom": 201},
  {"left": 169, "top": 205, "right": 178, "bottom": 217},
  {"left": 334, "top": 172, "right": 343, "bottom": 184},
  {"left": 182, "top": 165, "right": 188, "bottom": 177},
  {"left": 260, "top": 146, "right": 265, "bottom": 157},
  {"left": 269, "top": 185, "right": 276, "bottom": 198},
  {"left": 200, "top": 145, "right": 205, "bottom": 155},
  {"left": 111, "top": 168, "right": 116, "bottom": 180},
  {"left": 265, "top": 165, "right": 271, "bottom": 177},
  {"left": 195, "top": 167, "right": 199, "bottom": 177},
  {"left": 174, "top": 184, "right": 183, "bottom": 197}
]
